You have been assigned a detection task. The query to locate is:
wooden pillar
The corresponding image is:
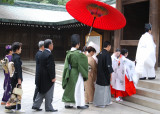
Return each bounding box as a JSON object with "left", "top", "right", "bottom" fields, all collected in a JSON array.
[
  {"left": 104, "top": 30, "right": 110, "bottom": 41},
  {"left": 149, "top": 0, "right": 159, "bottom": 69},
  {"left": 30, "top": 28, "right": 34, "bottom": 60},
  {"left": 63, "top": 30, "right": 67, "bottom": 58},
  {"left": 114, "top": 0, "right": 122, "bottom": 51}
]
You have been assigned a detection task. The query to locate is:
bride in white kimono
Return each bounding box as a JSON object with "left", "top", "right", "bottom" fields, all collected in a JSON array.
[
  {"left": 135, "top": 24, "right": 156, "bottom": 80},
  {"left": 111, "top": 49, "right": 136, "bottom": 101}
]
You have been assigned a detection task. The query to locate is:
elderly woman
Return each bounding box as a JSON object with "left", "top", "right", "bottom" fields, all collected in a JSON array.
[{"left": 84, "top": 46, "right": 97, "bottom": 104}]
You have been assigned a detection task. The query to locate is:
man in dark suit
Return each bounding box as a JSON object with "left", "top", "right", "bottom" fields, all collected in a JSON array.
[
  {"left": 32, "top": 39, "right": 57, "bottom": 112},
  {"left": 33, "top": 41, "right": 44, "bottom": 102}
]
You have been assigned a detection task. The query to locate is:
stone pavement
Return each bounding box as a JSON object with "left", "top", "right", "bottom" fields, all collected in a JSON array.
[{"left": 0, "top": 70, "right": 156, "bottom": 114}]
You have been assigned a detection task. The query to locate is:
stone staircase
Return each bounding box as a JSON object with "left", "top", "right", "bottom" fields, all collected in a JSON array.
[
  {"left": 22, "top": 62, "right": 160, "bottom": 112},
  {"left": 124, "top": 79, "right": 160, "bottom": 111},
  {"left": 55, "top": 64, "right": 63, "bottom": 83},
  {"left": 123, "top": 68, "right": 160, "bottom": 111},
  {"left": 54, "top": 64, "right": 160, "bottom": 111}
]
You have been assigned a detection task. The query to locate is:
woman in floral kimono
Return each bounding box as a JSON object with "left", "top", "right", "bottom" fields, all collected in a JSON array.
[
  {"left": 5, "top": 42, "right": 23, "bottom": 111},
  {"left": 111, "top": 49, "right": 136, "bottom": 102},
  {"left": 1, "top": 45, "right": 12, "bottom": 105},
  {"left": 84, "top": 46, "right": 97, "bottom": 104}
]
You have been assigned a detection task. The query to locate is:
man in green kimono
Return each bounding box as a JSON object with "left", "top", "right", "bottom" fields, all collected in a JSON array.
[{"left": 62, "top": 34, "right": 89, "bottom": 109}]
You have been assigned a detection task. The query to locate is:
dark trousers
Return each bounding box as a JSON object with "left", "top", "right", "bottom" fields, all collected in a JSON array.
[
  {"left": 33, "top": 86, "right": 39, "bottom": 102},
  {"left": 33, "top": 84, "right": 55, "bottom": 111},
  {"left": 11, "top": 77, "right": 18, "bottom": 92}
]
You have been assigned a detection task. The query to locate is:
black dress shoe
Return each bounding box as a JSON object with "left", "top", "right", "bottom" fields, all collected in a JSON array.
[
  {"left": 85, "top": 105, "right": 89, "bottom": 108},
  {"left": 77, "top": 105, "right": 89, "bottom": 109},
  {"left": 148, "top": 76, "right": 156, "bottom": 80},
  {"left": 65, "top": 105, "right": 73, "bottom": 109},
  {"left": 5, "top": 105, "right": 16, "bottom": 110},
  {"left": 46, "top": 109, "right": 58, "bottom": 112},
  {"left": 16, "top": 104, "right": 21, "bottom": 110},
  {"left": 32, "top": 106, "right": 42, "bottom": 111},
  {"left": 139, "top": 77, "right": 146, "bottom": 80},
  {"left": 5, "top": 104, "right": 21, "bottom": 110}
]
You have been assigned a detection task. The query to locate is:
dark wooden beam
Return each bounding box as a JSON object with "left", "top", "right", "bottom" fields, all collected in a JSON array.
[
  {"left": 122, "top": 0, "right": 149, "bottom": 5},
  {"left": 120, "top": 40, "right": 139, "bottom": 46},
  {"left": 149, "top": 0, "right": 159, "bottom": 69}
]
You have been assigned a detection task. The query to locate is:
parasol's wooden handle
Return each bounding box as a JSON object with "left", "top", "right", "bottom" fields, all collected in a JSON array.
[{"left": 86, "top": 17, "right": 96, "bottom": 46}]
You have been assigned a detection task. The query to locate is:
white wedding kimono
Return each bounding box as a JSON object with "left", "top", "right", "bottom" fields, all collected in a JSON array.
[
  {"left": 111, "top": 54, "right": 118, "bottom": 61},
  {"left": 135, "top": 32, "right": 156, "bottom": 78},
  {"left": 111, "top": 55, "right": 137, "bottom": 90}
]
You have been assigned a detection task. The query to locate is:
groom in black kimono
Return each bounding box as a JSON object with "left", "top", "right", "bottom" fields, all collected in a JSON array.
[{"left": 93, "top": 41, "right": 114, "bottom": 108}]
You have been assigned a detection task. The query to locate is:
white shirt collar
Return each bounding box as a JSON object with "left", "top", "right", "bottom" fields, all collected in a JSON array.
[
  {"left": 146, "top": 32, "right": 152, "bottom": 36},
  {"left": 39, "top": 49, "right": 43, "bottom": 52},
  {"left": 70, "top": 47, "right": 77, "bottom": 51},
  {"left": 45, "top": 48, "right": 51, "bottom": 52}
]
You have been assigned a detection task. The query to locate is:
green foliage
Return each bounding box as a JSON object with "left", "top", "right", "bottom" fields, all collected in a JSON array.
[
  {"left": 18, "top": 0, "right": 43, "bottom": 3},
  {"left": 58, "top": 0, "right": 68, "bottom": 5},
  {"left": 1, "top": 0, "right": 14, "bottom": 4},
  {"left": 48, "top": 0, "right": 58, "bottom": 4},
  {"left": 102, "top": 0, "right": 116, "bottom": 5},
  {"left": 17, "top": 0, "right": 69, "bottom": 5},
  {"left": 0, "top": 0, "right": 115, "bottom": 5}
]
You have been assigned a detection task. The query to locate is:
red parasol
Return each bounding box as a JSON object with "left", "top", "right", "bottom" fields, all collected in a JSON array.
[{"left": 66, "top": 0, "right": 126, "bottom": 44}]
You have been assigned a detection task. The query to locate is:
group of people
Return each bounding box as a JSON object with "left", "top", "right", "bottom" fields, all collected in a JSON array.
[
  {"left": 0, "top": 23, "right": 156, "bottom": 111},
  {"left": 1, "top": 40, "right": 57, "bottom": 112},
  {"left": 111, "top": 48, "right": 136, "bottom": 101},
  {"left": 1, "top": 42, "right": 23, "bottom": 110},
  {"left": 61, "top": 23, "right": 156, "bottom": 108}
]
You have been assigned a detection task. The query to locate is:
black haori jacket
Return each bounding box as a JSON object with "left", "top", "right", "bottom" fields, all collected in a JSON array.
[
  {"left": 96, "top": 49, "right": 114, "bottom": 86},
  {"left": 12, "top": 53, "right": 23, "bottom": 81},
  {"left": 37, "top": 49, "right": 55, "bottom": 94}
]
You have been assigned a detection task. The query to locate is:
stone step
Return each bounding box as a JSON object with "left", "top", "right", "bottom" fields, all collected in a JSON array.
[
  {"left": 136, "top": 87, "right": 160, "bottom": 100},
  {"left": 56, "top": 69, "right": 63, "bottom": 76},
  {"left": 55, "top": 64, "right": 64, "bottom": 71},
  {"left": 115, "top": 99, "right": 160, "bottom": 114},
  {"left": 124, "top": 94, "right": 160, "bottom": 111},
  {"left": 137, "top": 80, "right": 160, "bottom": 91},
  {"left": 22, "top": 69, "right": 35, "bottom": 76},
  {"left": 22, "top": 66, "right": 35, "bottom": 73},
  {"left": 22, "top": 61, "right": 36, "bottom": 66},
  {"left": 22, "top": 69, "right": 62, "bottom": 83},
  {"left": 22, "top": 66, "right": 63, "bottom": 83},
  {"left": 23, "top": 64, "right": 64, "bottom": 70},
  {"left": 56, "top": 74, "right": 62, "bottom": 82},
  {"left": 22, "top": 66, "right": 63, "bottom": 76}
]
